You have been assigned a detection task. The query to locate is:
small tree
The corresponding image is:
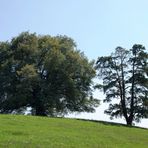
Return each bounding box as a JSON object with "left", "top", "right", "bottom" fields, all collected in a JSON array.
[{"left": 95, "top": 44, "right": 148, "bottom": 125}]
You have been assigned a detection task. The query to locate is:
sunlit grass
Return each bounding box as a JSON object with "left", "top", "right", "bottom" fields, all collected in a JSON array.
[{"left": 0, "top": 115, "right": 147, "bottom": 148}]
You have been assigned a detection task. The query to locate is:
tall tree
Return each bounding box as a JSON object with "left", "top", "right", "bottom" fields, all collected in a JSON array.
[
  {"left": 95, "top": 45, "right": 148, "bottom": 125},
  {"left": 0, "top": 32, "right": 99, "bottom": 116}
]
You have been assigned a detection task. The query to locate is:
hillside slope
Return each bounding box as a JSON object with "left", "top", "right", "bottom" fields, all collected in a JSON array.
[{"left": 0, "top": 115, "right": 147, "bottom": 148}]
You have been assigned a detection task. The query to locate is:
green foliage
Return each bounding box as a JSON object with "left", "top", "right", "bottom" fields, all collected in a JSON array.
[
  {"left": 96, "top": 45, "right": 148, "bottom": 125},
  {"left": 0, "top": 32, "right": 99, "bottom": 116},
  {"left": 0, "top": 115, "right": 147, "bottom": 148}
]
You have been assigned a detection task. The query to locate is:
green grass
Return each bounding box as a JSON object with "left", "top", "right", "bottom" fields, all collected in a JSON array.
[{"left": 0, "top": 115, "right": 147, "bottom": 148}]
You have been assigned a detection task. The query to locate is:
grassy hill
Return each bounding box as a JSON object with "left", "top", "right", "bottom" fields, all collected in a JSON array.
[{"left": 0, "top": 115, "right": 147, "bottom": 148}]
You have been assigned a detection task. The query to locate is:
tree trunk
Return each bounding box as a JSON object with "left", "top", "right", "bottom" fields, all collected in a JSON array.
[
  {"left": 35, "top": 104, "right": 46, "bottom": 116},
  {"left": 126, "top": 117, "right": 133, "bottom": 126},
  {"left": 128, "top": 54, "right": 136, "bottom": 126},
  {"left": 32, "top": 88, "right": 46, "bottom": 116}
]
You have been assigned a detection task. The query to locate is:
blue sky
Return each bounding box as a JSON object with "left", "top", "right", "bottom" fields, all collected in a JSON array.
[
  {"left": 0, "top": 0, "right": 148, "bottom": 127},
  {"left": 1, "top": 0, "right": 148, "bottom": 59}
]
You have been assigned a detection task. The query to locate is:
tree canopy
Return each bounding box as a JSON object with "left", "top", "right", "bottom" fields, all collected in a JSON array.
[
  {"left": 0, "top": 32, "right": 99, "bottom": 116},
  {"left": 95, "top": 45, "right": 148, "bottom": 125}
]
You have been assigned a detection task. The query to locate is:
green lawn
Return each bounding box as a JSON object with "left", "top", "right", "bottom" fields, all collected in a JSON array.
[{"left": 0, "top": 115, "right": 147, "bottom": 148}]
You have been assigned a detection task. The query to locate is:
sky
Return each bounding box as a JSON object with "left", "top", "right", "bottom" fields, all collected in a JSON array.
[{"left": 0, "top": 0, "right": 148, "bottom": 128}]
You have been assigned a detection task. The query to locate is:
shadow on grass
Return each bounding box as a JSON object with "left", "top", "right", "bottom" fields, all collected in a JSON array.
[{"left": 73, "top": 118, "right": 148, "bottom": 130}]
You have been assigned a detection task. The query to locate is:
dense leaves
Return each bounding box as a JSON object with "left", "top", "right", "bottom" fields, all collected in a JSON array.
[
  {"left": 0, "top": 32, "right": 99, "bottom": 116},
  {"left": 96, "top": 45, "right": 148, "bottom": 125}
]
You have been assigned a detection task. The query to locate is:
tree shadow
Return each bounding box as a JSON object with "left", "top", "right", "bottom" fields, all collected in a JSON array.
[{"left": 74, "top": 118, "right": 148, "bottom": 130}]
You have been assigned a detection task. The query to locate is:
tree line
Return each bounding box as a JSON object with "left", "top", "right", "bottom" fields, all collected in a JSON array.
[{"left": 0, "top": 32, "right": 147, "bottom": 126}]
